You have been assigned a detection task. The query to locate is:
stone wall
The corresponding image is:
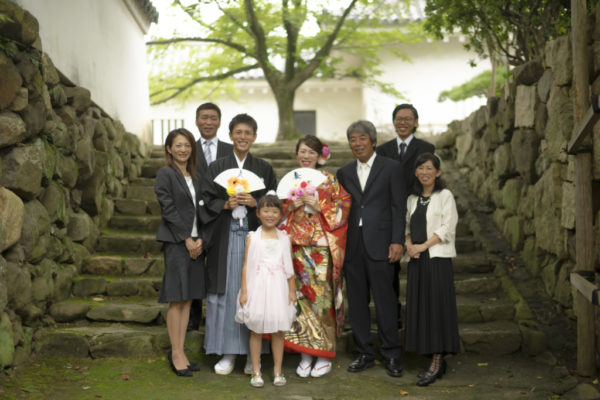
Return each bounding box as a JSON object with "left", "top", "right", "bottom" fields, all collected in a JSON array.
[
  {"left": 436, "top": 3, "right": 600, "bottom": 340},
  {"left": 0, "top": 1, "right": 147, "bottom": 368}
]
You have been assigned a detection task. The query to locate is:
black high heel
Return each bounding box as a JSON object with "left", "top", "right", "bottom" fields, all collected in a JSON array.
[
  {"left": 168, "top": 351, "right": 193, "bottom": 377},
  {"left": 416, "top": 359, "right": 446, "bottom": 386},
  {"left": 417, "top": 358, "right": 446, "bottom": 379},
  {"left": 187, "top": 361, "right": 200, "bottom": 372}
]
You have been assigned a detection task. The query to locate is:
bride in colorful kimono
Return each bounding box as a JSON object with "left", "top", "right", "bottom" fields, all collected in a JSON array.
[{"left": 279, "top": 135, "right": 351, "bottom": 378}]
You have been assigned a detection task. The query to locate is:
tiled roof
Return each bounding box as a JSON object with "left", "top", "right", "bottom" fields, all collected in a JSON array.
[{"left": 135, "top": 0, "right": 158, "bottom": 23}]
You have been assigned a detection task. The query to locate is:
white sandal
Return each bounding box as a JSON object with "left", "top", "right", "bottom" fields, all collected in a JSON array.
[
  {"left": 310, "top": 358, "right": 332, "bottom": 377},
  {"left": 250, "top": 372, "right": 264, "bottom": 388},
  {"left": 273, "top": 373, "right": 287, "bottom": 386}
]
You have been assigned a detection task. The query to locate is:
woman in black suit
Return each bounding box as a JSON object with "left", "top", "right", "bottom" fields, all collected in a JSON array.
[{"left": 155, "top": 128, "right": 205, "bottom": 377}]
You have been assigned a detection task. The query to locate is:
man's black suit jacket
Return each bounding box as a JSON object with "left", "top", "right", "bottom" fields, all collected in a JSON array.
[
  {"left": 376, "top": 137, "right": 434, "bottom": 195},
  {"left": 336, "top": 155, "right": 405, "bottom": 262},
  {"left": 195, "top": 138, "right": 234, "bottom": 177}
]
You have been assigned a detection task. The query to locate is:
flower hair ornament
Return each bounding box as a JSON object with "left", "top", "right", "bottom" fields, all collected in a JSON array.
[{"left": 317, "top": 142, "right": 331, "bottom": 166}]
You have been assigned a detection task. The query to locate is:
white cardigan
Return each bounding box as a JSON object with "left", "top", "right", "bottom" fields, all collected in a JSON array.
[{"left": 405, "top": 188, "right": 458, "bottom": 258}]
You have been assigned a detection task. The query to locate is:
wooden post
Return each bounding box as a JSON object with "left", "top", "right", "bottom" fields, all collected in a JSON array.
[{"left": 571, "top": 0, "right": 596, "bottom": 377}]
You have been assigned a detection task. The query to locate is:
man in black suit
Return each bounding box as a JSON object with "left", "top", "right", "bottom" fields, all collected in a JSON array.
[
  {"left": 337, "top": 120, "right": 405, "bottom": 378},
  {"left": 376, "top": 103, "right": 434, "bottom": 328},
  {"left": 376, "top": 104, "right": 435, "bottom": 194},
  {"left": 188, "top": 102, "right": 233, "bottom": 331}
]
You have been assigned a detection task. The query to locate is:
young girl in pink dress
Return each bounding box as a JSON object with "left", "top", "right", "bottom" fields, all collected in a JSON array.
[{"left": 236, "top": 192, "right": 297, "bottom": 387}]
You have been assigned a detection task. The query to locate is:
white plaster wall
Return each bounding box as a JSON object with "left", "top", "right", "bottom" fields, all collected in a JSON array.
[
  {"left": 366, "top": 36, "right": 490, "bottom": 135},
  {"left": 150, "top": 36, "right": 490, "bottom": 143},
  {"left": 16, "top": 0, "right": 152, "bottom": 142},
  {"left": 151, "top": 79, "right": 364, "bottom": 144}
]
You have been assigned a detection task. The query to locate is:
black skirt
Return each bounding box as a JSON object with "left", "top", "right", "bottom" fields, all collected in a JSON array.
[
  {"left": 404, "top": 253, "right": 460, "bottom": 355},
  {"left": 158, "top": 241, "right": 206, "bottom": 303}
]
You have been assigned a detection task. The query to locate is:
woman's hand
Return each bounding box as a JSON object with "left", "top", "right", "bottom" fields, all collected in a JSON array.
[
  {"left": 236, "top": 193, "right": 256, "bottom": 208},
  {"left": 300, "top": 194, "right": 320, "bottom": 212},
  {"left": 407, "top": 243, "right": 427, "bottom": 259},
  {"left": 290, "top": 197, "right": 304, "bottom": 210},
  {"left": 239, "top": 291, "right": 248, "bottom": 307},
  {"left": 288, "top": 290, "right": 297, "bottom": 305},
  {"left": 185, "top": 237, "right": 200, "bottom": 259}
]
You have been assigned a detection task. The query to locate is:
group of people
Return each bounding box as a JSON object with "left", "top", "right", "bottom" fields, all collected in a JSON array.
[{"left": 154, "top": 102, "right": 460, "bottom": 388}]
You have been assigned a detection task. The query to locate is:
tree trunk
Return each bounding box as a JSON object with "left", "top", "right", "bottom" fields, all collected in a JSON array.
[{"left": 274, "top": 88, "right": 298, "bottom": 141}]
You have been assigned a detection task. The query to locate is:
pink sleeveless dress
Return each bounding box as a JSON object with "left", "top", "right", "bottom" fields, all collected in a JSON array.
[{"left": 235, "top": 227, "right": 296, "bottom": 334}]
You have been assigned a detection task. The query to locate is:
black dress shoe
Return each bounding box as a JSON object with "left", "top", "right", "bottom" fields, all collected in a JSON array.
[
  {"left": 416, "top": 361, "right": 446, "bottom": 386},
  {"left": 347, "top": 355, "right": 375, "bottom": 372},
  {"left": 168, "top": 351, "right": 193, "bottom": 377},
  {"left": 187, "top": 362, "right": 200, "bottom": 372},
  {"left": 385, "top": 358, "right": 403, "bottom": 377}
]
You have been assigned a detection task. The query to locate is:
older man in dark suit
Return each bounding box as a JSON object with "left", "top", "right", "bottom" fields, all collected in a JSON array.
[
  {"left": 188, "top": 102, "right": 233, "bottom": 331},
  {"left": 337, "top": 120, "right": 405, "bottom": 377},
  {"left": 376, "top": 103, "right": 434, "bottom": 328}
]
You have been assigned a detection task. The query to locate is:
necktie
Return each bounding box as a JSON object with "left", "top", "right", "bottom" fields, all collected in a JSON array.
[
  {"left": 359, "top": 162, "right": 369, "bottom": 190},
  {"left": 204, "top": 141, "right": 213, "bottom": 165},
  {"left": 399, "top": 142, "right": 407, "bottom": 160}
]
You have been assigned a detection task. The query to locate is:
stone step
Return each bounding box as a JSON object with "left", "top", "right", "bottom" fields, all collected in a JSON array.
[
  {"left": 399, "top": 252, "right": 492, "bottom": 274},
  {"left": 109, "top": 215, "right": 161, "bottom": 232},
  {"left": 97, "top": 229, "right": 162, "bottom": 254},
  {"left": 399, "top": 273, "right": 501, "bottom": 295},
  {"left": 36, "top": 318, "right": 522, "bottom": 359},
  {"left": 114, "top": 198, "right": 161, "bottom": 216},
  {"left": 459, "top": 320, "right": 522, "bottom": 355},
  {"left": 130, "top": 177, "right": 156, "bottom": 186},
  {"left": 49, "top": 299, "right": 166, "bottom": 325},
  {"left": 34, "top": 323, "right": 191, "bottom": 358},
  {"left": 84, "top": 254, "right": 164, "bottom": 277},
  {"left": 126, "top": 184, "right": 157, "bottom": 201},
  {"left": 71, "top": 275, "right": 161, "bottom": 298},
  {"left": 141, "top": 158, "right": 165, "bottom": 178},
  {"left": 266, "top": 158, "right": 350, "bottom": 169},
  {"left": 456, "top": 236, "right": 481, "bottom": 253}
]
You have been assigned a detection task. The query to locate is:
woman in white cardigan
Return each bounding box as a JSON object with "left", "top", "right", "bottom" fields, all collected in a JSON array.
[{"left": 404, "top": 152, "right": 459, "bottom": 387}]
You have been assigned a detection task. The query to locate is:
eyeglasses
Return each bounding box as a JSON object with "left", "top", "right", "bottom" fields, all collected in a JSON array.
[{"left": 394, "top": 117, "right": 414, "bottom": 123}]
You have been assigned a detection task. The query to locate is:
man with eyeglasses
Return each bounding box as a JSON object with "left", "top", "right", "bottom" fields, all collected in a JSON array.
[
  {"left": 188, "top": 102, "right": 233, "bottom": 331},
  {"left": 376, "top": 103, "right": 434, "bottom": 330}
]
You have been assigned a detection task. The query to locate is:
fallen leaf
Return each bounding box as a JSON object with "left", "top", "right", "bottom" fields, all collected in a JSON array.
[
  {"left": 92, "top": 297, "right": 104, "bottom": 302},
  {"left": 65, "top": 364, "right": 72, "bottom": 369},
  {"left": 477, "top": 363, "right": 488, "bottom": 367},
  {"left": 537, "top": 376, "right": 542, "bottom": 379},
  {"left": 593, "top": 378, "right": 599, "bottom": 384},
  {"left": 95, "top": 395, "right": 103, "bottom": 398},
  {"left": 399, "top": 390, "right": 409, "bottom": 396},
  {"left": 122, "top": 375, "right": 130, "bottom": 381},
  {"left": 149, "top": 382, "right": 154, "bottom": 387},
  {"left": 74, "top": 365, "right": 80, "bottom": 370},
  {"left": 81, "top": 366, "right": 89, "bottom": 372},
  {"left": 83, "top": 386, "right": 91, "bottom": 390},
  {"left": 468, "top": 383, "right": 476, "bottom": 388},
  {"left": 530, "top": 386, "right": 536, "bottom": 392}
]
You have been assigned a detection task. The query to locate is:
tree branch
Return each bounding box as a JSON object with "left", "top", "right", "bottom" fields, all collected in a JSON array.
[
  {"left": 147, "top": 37, "right": 251, "bottom": 57},
  {"left": 243, "top": 0, "right": 280, "bottom": 84},
  {"left": 150, "top": 63, "right": 260, "bottom": 105},
  {"left": 291, "top": 0, "right": 359, "bottom": 88},
  {"left": 282, "top": 0, "right": 304, "bottom": 81}
]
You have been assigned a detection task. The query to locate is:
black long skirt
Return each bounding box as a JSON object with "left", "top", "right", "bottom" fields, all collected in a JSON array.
[
  {"left": 404, "top": 254, "right": 460, "bottom": 355},
  {"left": 158, "top": 241, "right": 206, "bottom": 303}
]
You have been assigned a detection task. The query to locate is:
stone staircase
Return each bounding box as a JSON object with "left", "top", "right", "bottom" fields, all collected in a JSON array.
[{"left": 34, "top": 141, "right": 542, "bottom": 358}]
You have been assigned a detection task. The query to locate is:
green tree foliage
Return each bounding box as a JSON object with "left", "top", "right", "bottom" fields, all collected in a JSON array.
[
  {"left": 437, "top": 66, "right": 509, "bottom": 102},
  {"left": 147, "top": 0, "right": 423, "bottom": 140},
  {"left": 424, "top": 0, "right": 573, "bottom": 66}
]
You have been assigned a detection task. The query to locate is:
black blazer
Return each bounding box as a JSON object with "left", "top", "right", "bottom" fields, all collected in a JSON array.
[
  {"left": 376, "top": 137, "right": 434, "bottom": 194},
  {"left": 198, "top": 153, "right": 277, "bottom": 294},
  {"left": 337, "top": 155, "right": 405, "bottom": 262},
  {"left": 154, "top": 166, "right": 201, "bottom": 243},
  {"left": 196, "top": 138, "right": 234, "bottom": 176}
]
